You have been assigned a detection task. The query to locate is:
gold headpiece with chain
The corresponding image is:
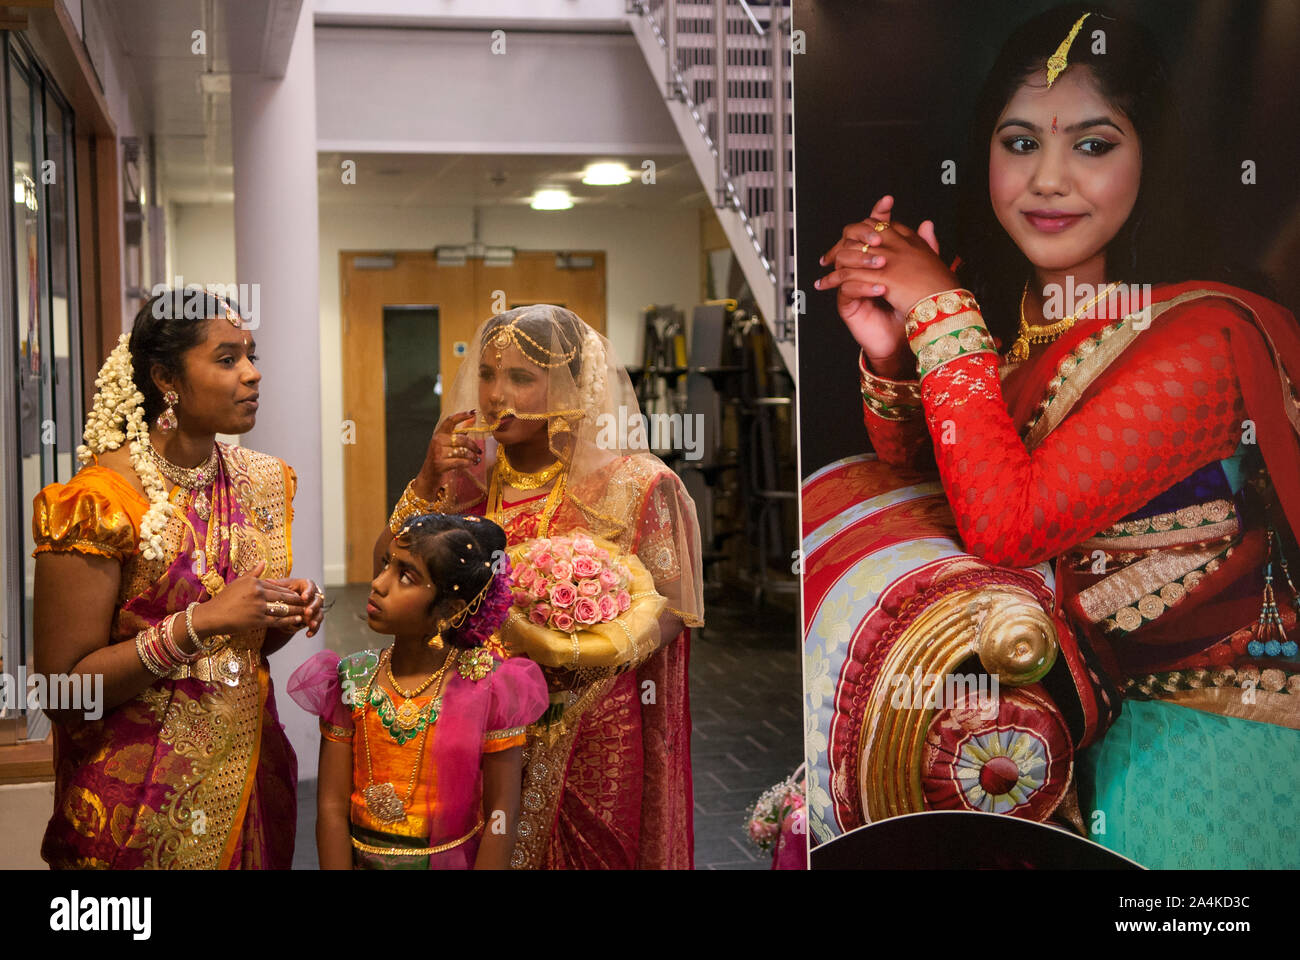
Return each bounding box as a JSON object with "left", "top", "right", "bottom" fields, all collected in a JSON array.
[{"left": 489, "top": 315, "right": 580, "bottom": 369}]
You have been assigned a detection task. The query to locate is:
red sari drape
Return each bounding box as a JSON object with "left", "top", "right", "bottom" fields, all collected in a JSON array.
[
  {"left": 862, "top": 280, "right": 1300, "bottom": 744},
  {"left": 470, "top": 457, "right": 696, "bottom": 870}
]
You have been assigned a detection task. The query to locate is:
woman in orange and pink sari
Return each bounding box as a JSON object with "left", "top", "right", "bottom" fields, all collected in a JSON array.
[
  {"left": 33, "top": 290, "right": 321, "bottom": 869},
  {"left": 374, "top": 305, "right": 704, "bottom": 869}
]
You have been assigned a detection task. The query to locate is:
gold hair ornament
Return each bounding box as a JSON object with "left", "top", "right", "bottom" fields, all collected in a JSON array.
[
  {"left": 489, "top": 316, "right": 580, "bottom": 368},
  {"left": 406, "top": 545, "right": 498, "bottom": 649},
  {"left": 1046, "top": 12, "right": 1092, "bottom": 88}
]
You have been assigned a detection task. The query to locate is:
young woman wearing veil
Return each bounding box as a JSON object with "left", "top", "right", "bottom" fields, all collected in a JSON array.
[
  {"left": 814, "top": 6, "right": 1300, "bottom": 867},
  {"left": 373, "top": 305, "right": 704, "bottom": 869}
]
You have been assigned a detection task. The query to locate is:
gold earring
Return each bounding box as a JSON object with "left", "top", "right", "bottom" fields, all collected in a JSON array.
[
  {"left": 157, "top": 390, "right": 179, "bottom": 431},
  {"left": 426, "top": 618, "right": 450, "bottom": 650}
]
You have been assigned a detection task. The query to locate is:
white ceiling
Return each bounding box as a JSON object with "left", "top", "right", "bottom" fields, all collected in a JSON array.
[
  {"left": 97, "top": 1, "right": 704, "bottom": 213},
  {"left": 316, "top": 152, "right": 706, "bottom": 210},
  {"left": 95, "top": 0, "right": 296, "bottom": 203}
]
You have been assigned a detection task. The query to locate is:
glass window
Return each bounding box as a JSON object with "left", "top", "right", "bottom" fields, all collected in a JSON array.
[{"left": 1, "top": 39, "right": 80, "bottom": 738}]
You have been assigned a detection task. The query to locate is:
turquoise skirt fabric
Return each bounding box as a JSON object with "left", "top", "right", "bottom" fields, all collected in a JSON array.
[{"left": 1078, "top": 698, "right": 1300, "bottom": 869}]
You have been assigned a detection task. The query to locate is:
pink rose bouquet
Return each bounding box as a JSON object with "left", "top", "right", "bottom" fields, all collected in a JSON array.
[
  {"left": 745, "top": 768, "right": 807, "bottom": 864},
  {"left": 510, "top": 535, "right": 634, "bottom": 634}
]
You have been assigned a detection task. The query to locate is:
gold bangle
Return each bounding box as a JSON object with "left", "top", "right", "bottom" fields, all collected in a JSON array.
[
  {"left": 388, "top": 480, "right": 443, "bottom": 535},
  {"left": 859, "top": 354, "right": 924, "bottom": 421},
  {"left": 350, "top": 818, "right": 484, "bottom": 857},
  {"left": 903, "top": 288, "right": 980, "bottom": 338}
]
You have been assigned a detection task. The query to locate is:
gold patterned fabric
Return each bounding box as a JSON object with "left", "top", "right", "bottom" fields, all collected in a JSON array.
[
  {"left": 37, "top": 444, "right": 299, "bottom": 870},
  {"left": 33, "top": 466, "right": 147, "bottom": 560}
]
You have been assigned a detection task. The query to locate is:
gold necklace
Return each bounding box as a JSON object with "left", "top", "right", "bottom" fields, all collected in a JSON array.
[
  {"left": 1007, "top": 281, "right": 1121, "bottom": 363},
  {"left": 170, "top": 461, "right": 228, "bottom": 597},
  {"left": 488, "top": 461, "right": 567, "bottom": 538},
  {"left": 495, "top": 446, "right": 565, "bottom": 489},
  {"left": 359, "top": 649, "right": 447, "bottom": 824},
  {"left": 145, "top": 438, "right": 219, "bottom": 490},
  {"left": 385, "top": 646, "right": 454, "bottom": 731}
]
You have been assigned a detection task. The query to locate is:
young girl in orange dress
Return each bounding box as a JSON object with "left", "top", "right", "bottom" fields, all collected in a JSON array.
[{"left": 290, "top": 513, "right": 547, "bottom": 869}]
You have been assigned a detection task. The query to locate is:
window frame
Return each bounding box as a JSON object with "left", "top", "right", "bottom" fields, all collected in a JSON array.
[{"left": 0, "top": 32, "right": 82, "bottom": 743}]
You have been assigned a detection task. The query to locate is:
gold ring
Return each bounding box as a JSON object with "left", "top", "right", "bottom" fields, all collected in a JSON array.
[
  {"left": 873, "top": 220, "right": 891, "bottom": 233},
  {"left": 268, "top": 601, "right": 289, "bottom": 617},
  {"left": 860, "top": 243, "right": 871, "bottom": 253}
]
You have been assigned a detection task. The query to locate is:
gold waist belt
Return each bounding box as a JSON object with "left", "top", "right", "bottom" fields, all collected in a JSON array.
[
  {"left": 170, "top": 647, "right": 261, "bottom": 686},
  {"left": 350, "top": 818, "right": 485, "bottom": 857}
]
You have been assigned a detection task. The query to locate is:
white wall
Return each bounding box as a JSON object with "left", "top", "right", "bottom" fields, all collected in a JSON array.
[
  {"left": 170, "top": 203, "right": 238, "bottom": 285},
  {"left": 0, "top": 782, "right": 55, "bottom": 868},
  {"left": 314, "top": 0, "right": 627, "bottom": 27},
  {"left": 169, "top": 198, "right": 701, "bottom": 585},
  {"left": 315, "top": 27, "right": 679, "bottom": 155}
]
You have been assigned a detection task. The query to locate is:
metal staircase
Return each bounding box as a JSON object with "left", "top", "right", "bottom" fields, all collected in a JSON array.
[{"left": 626, "top": 0, "right": 796, "bottom": 385}]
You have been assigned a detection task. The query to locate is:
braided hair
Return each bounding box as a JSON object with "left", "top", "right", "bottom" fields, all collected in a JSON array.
[{"left": 393, "top": 513, "right": 512, "bottom": 648}]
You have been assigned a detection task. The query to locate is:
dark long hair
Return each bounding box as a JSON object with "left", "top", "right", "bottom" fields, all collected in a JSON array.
[
  {"left": 393, "top": 513, "right": 508, "bottom": 648},
  {"left": 955, "top": 5, "right": 1199, "bottom": 344},
  {"left": 129, "top": 288, "right": 242, "bottom": 424}
]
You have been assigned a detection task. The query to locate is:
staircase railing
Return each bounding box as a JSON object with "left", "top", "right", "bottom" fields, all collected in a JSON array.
[{"left": 627, "top": 0, "right": 795, "bottom": 383}]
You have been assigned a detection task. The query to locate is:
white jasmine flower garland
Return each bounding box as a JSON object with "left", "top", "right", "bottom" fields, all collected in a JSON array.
[
  {"left": 76, "top": 333, "right": 172, "bottom": 560},
  {"left": 577, "top": 326, "right": 606, "bottom": 415}
]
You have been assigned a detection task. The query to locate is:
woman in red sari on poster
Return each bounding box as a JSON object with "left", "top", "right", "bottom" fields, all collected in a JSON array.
[
  {"left": 815, "top": 6, "right": 1300, "bottom": 867},
  {"left": 373, "top": 305, "right": 704, "bottom": 869}
]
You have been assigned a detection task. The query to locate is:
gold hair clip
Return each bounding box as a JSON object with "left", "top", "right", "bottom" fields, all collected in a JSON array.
[{"left": 1046, "top": 12, "right": 1091, "bottom": 88}]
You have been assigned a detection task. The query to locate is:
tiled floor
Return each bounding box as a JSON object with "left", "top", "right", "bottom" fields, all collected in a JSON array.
[{"left": 292, "top": 580, "right": 802, "bottom": 870}]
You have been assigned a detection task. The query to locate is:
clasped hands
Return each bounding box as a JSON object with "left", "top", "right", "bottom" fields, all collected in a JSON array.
[
  {"left": 813, "top": 194, "right": 959, "bottom": 379},
  {"left": 189, "top": 560, "right": 326, "bottom": 642}
]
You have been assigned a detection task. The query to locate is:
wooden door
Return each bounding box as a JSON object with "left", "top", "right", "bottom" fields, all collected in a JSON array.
[{"left": 340, "top": 250, "right": 605, "bottom": 581}]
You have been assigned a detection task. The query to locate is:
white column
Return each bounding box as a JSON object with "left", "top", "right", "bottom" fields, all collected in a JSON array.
[{"left": 231, "top": 5, "right": 325, "bottom": 779}]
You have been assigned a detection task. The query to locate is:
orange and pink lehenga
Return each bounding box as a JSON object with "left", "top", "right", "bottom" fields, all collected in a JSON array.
[{"left": 34, "top": 443, "right": 299, "bottom": 869}]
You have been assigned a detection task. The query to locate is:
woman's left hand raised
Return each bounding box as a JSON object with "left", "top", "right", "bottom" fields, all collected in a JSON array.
[{"left": 815, "top": 194, "right": 958, "bottom": 321}]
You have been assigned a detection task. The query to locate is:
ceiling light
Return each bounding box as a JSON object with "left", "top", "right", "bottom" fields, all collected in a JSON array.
[
  {"left": 531, "top": 189, "right": 573, "bottom": 211},
  {"left": 582, "top": 162, "right": 631, "bottom": 186}
]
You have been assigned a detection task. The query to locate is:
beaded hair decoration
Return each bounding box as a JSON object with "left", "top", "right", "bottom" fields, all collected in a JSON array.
[
  {"left": 394, "top": 517, "right": 514, "bottom": 648},
  {"left": 1046, "top": 12, "right": 1092, "bottom": 88},
  {"left": 489, "top": 314, "right": 581, "bottom": 369}
]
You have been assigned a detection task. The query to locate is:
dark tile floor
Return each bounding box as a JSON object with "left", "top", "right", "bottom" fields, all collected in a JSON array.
[{"left": 291, "top": 580, "right": 802, "bottom": 870}]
